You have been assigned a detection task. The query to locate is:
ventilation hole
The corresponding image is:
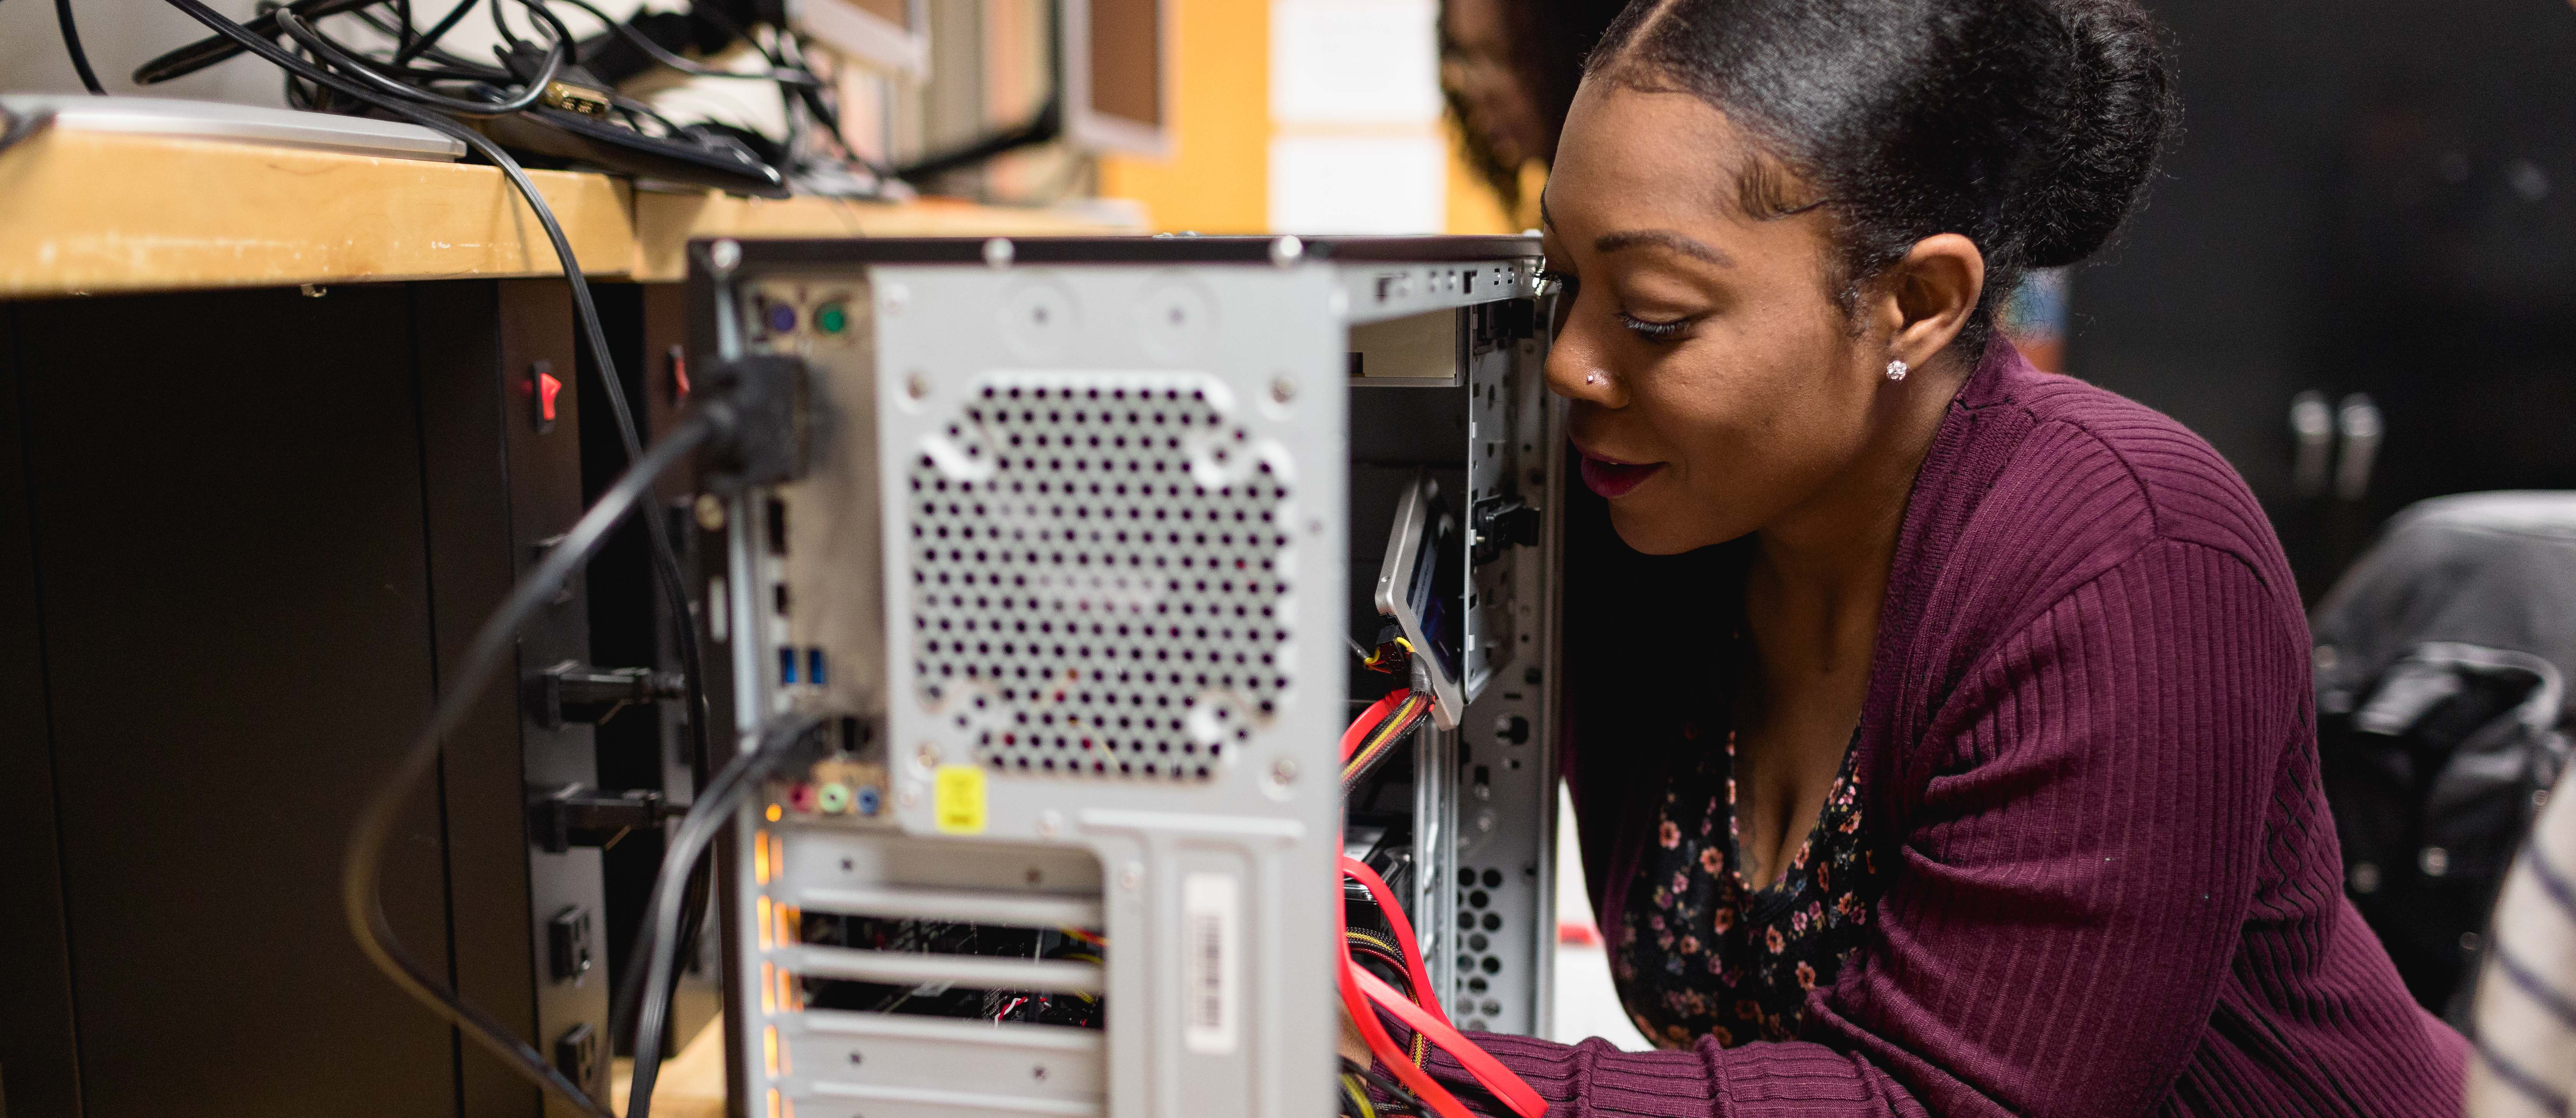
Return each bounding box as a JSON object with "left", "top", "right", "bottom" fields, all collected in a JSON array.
[{"left": 911, "top": 373, "right": 1291, "bottom": 782}]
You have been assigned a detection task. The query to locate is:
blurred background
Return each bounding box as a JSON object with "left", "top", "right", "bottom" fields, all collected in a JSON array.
[
  {"left": 21, "top": 0, "right": 2567, "bottom": 584},
  {"left": 8, "top": 0, "right": 2575, "bottom": 1067}
]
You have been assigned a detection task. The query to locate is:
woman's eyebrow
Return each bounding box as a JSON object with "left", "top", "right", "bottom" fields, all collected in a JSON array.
[{"left": 1594, "top": 230, "right": 1735, "bottom": 268}]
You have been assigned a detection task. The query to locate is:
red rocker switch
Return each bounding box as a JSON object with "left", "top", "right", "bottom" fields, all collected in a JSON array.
[{"left": 528, "top": 361, "right": 563, "bottom": 433}]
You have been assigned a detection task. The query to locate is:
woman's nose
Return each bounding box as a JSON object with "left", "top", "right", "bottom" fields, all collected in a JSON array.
[{"left": 1544, "top": 312, "right": 1623, "bottom": 407}]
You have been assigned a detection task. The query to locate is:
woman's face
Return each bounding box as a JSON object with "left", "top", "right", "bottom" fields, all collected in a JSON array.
[
  {"left": 1542, "top": 82, "right": 1894, "bottom": 555},
  {"left": 1441, "top": 0, "right": 1550, "bottom": 170}
]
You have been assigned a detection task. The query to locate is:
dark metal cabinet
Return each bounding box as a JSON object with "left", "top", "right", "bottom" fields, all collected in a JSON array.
[
  {"left": 2067, "top": 0, "right": 2576, "bottom": 598},
  {"left": 575, "top": 281, "right": 721, "bottom": 1059},
  {"left": 0, "top": 280, "right": 616, "bottom": 1118}
]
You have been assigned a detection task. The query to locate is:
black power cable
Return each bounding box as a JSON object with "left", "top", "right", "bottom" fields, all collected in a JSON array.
[
  {"left": 146, "top": 4, "right": 723, "bottom": 1113},
  {"left": 278, "top": 8, "right": 566, "bottom": 117},
  {"left": 272, "top": 0, "right": 765, "bottom": 1064},
  {"left": 345, "top": 405, "right": 723, "bottom": 1118},
  {"left": 623, "top": 712, "right": 827, "bottom": 1118},
  {"left": 395, "top": 0, "right": 482, "bottom": 66},
  {"left": 256, "top": 8, "right": 718, "bottom": 832},
  {"left": 55, "top": 0, "right": 107, "bottom": 93},
  {"left": 893, "top": 99, "right": 1061, "bottom": 184},
  {"left": 547, "top": 0, "right": 819, "bottom": 87}
]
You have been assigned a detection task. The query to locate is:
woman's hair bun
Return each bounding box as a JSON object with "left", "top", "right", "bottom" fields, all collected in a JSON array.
[
  {"left": 1587, "top": 0, "right": 2180, "bottom": 348},
  {"left": 2019, "top": 0, "right": 2180, "bottom": 268}
]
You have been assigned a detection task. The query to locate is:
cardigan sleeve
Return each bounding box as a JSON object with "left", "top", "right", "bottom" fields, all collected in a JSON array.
[{"left": 1422, "top": 538, "right": 2303, "bottom": 1118}]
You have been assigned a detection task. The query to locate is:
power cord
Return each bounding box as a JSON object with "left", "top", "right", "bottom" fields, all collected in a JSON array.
[
  {"left": 156, "top": 8, "right": 787, "bottom": 1100},
  {"left": 622, "top": 711, "right": 829, "bottom": 1118},
  {"left": 254, "top": 5, "right": 727, "bottom": 914},
  {"left": 276, "top": 7, "right": 568, "bottom": 118},
  {"left": 341, "top": 404, "right": 727, "bottom": 1118},
  {"left": 54, "top": 0, "right": 107, "bottom": 93},
  {"left": 545, "top": 0, "right": 820, "bottom": 87}
]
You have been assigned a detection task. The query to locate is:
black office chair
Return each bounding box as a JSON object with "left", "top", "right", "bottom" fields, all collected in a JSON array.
[{"left": 2311, "top": 491, "right": 2576, "bottom": 1021}]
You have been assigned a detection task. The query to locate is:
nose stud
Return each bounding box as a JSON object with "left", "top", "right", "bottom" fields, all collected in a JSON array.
[{"left": 1584, "top": 372, "right": 1603, "bottom": 386}]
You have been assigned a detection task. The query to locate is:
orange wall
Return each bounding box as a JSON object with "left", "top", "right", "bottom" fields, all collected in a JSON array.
[
  {"left": 1444, "top": 120, "right": 1523, "bottom": 235},
  {"left": 1099, "top": 0, "right": 1527, "bottom": 236},
  {"left": 1097, "top": 0, "right": 1271, "bottom": 233}
]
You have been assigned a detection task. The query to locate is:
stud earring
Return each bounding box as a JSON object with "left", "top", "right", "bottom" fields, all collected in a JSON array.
[{"left": 1884, "top": 359, "right": 1908, "bottom": 383}]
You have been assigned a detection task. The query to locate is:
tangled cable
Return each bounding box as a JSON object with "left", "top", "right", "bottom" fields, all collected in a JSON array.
[{"left": 1334, "top": 700, "right": 1546, "bottom": 1118}]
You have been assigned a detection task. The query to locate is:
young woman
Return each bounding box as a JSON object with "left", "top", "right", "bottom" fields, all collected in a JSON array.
[{"left": 1375, "top": 0, "right": 2470, "bottom": 1113}]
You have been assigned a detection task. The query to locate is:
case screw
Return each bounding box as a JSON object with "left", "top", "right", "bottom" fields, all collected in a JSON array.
[
  {"left": 693, "top": 494, "right": 726, "bottom": 531},
  {"left": 1119, "top": 862, "right": 1143, "bottom": 890},
  {"left": 917, "top": 742, "right": 942, "bottom": 770},
  {"left": 1269, "top": 236, "right": 1304, "bottom": 267},
  {"left": 708, "top": 238, "right": 741, "bottom": 274},
  {"left": 983, "top": 238, "right": 1015, "bottom": 268},
  {"left": 1271, "top": 758, "right": 1299, "bottom": 784},
  {"left": 907, "top": 372, "right": 931, "bottom": 400},
  {"left": 1271, "top": 375, "right": 1296, "bottom": 403}
]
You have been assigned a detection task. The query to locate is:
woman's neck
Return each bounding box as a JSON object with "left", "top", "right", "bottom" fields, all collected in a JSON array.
[{"left": 1745, "top": 346, "right": 1973, "bottom": 678}]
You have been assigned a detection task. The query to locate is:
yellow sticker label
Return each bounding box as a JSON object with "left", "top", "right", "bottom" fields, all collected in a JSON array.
[{"left": 933, "top": 765, "right": 987, "bottom": 834}]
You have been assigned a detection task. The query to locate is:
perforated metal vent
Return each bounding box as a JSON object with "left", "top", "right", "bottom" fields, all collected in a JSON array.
[
  {"left": 1455, "top": 864, "right": 1509, "bottom": 1030},
  {"left": 907, "top": 372, "right": 1298, "bottom": 781}
]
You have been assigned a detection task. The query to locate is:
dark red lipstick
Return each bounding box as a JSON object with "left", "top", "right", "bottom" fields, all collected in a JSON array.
[{"left": 1577, "top": 453, "right": 1664, "bottom": 499}]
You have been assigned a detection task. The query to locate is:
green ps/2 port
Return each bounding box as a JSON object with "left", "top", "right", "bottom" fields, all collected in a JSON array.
[
  {"left": 814, "top": 302, "right": 849, "bottom": 334},
  {"left": 815, "top": 782, "right": 853, "bottom": 814}
]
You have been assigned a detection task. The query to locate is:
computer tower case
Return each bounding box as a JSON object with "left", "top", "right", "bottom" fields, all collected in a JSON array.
[{"left": 685, "top": 234, "right": 1564, "bottom": 1118}]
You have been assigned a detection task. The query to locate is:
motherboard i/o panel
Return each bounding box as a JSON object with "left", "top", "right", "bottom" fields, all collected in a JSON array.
[{"left": 686, "top": 235, "right": 1563, "bottom": 1118}]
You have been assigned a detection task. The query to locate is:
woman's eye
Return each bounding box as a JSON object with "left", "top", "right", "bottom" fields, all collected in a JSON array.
[{"left": 1616, "top": 311, "right": 1692, "bottom": 341}]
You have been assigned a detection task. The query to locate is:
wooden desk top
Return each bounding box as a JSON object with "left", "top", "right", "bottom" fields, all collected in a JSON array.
[{"left": 0, "top": 129, "right": 1131, "bottom": 299}]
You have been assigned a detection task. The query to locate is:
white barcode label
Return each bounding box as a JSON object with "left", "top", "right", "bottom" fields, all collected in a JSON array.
[{"left": 1181, "top": 872, "right": 1241, "bottom": 1055}]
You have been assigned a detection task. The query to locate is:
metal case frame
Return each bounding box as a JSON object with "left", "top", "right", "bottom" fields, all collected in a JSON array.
[{"left": 687, "top": 235, "right": 1560, "bottom": 1118}]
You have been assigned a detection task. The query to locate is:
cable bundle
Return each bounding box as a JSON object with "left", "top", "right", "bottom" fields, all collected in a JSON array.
[
  {"left": 1335, "top": 702, "right": 1546, "bottom": 1118},
  {"left": 1342, "top": 687, "right": 1434, "bottom": 791}
]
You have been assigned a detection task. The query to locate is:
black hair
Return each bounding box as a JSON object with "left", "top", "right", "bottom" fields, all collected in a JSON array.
[
  {"left": 1587, "top": 0, "right": 2178, "bottom": 351},
  {"left": 1441, "top": 0, "right": 1634, "bottom": 210}
]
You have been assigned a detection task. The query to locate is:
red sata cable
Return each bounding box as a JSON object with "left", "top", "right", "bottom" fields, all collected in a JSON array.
[{"left": 1333, "top": 700, "right": 1546, "bottom": 1118}]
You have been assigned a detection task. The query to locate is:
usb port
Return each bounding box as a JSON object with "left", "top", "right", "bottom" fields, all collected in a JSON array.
[
  {"left": 807, "top": 648, "right": 827, "bottom": 687},
  {"left": 779, "top": 647, "right": 798, "bottom": 686}
]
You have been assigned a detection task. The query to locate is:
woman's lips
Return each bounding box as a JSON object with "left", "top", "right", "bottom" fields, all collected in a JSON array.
[{"left": 1578, "top": 454, "right": 1665, "bottom": 499}]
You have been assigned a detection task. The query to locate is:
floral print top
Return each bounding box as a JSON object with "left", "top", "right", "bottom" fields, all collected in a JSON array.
[{"left": 1613, "top": 720, "right": 1883, "bottom": 1049}]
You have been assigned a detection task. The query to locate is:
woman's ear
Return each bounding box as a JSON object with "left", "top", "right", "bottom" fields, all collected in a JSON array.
[{"left": 1870, "top": 233, "right": 1985, "bottom": 369}]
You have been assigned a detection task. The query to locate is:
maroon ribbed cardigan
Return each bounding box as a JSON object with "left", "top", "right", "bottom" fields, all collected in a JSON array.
[{"left": 1441, "top": 345, "right": 2468, "bottom": 1116}]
